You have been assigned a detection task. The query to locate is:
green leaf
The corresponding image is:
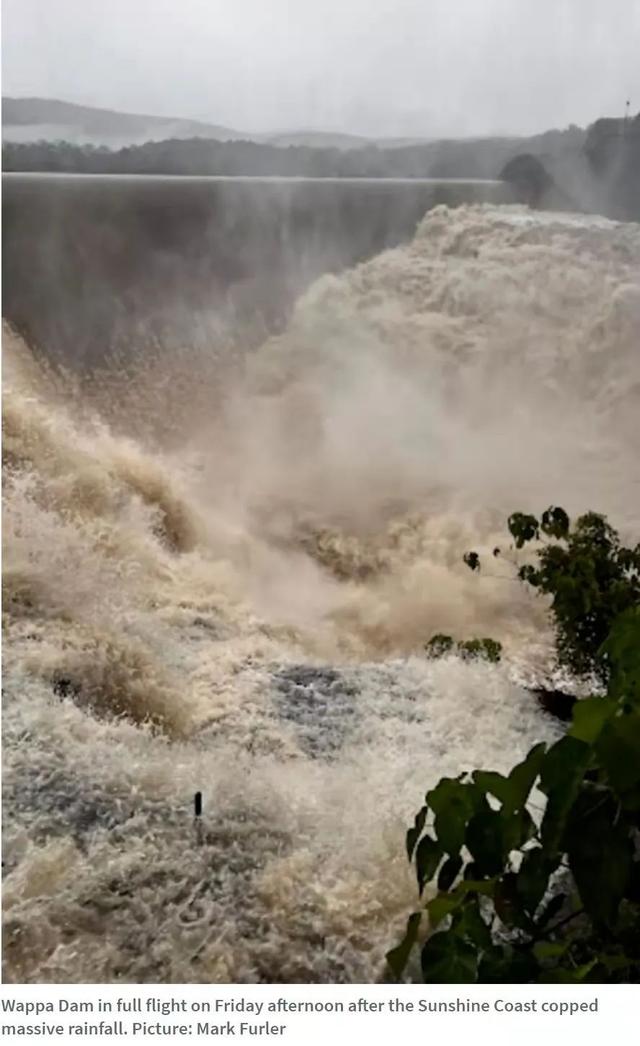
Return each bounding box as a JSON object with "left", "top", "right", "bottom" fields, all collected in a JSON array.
[
  {"left": 420, "top": 931, "right": 478, "bottom": 983},
  {"left": 598, "top": 953, "right": 636, "bottom": 973},
  {"left": 541, "top": 961, "right": 597, "bottom": 983},
  {"left": 426, "top": 778, "right": 487, "bottom": 855},
  {"left": 574, "top": 962, "right": 598, "bottom": 982},
  {"left": 494, "top": 872, "right": 532, "bottom": 931},
  {"left": 479, "top": 945, "right": 539, "bottom": 984},
  {"left": 508, "top": 512, "right": 539, "bottom": 548},
  {"left": 533, "top": 940, "right": 569, "bottom": 962},
  {"left": 452, "top": 899, "right": 493, "bottom": 950},
  {"left": 473, "top": 770, "right": 512, "bottom": 804},
  {"left": 518, "top": 563, "right": 540, "bottom": 585},
  {"left": 465, "top": 810, "right": 506, "bottom": 877},
  {"left": 569, "top": 697, "right": 616, "bottom": 744},
  {"left": 456, "top": 878, "right": 498, "bottom": 897},
  {"left": 539, "top": 736, "right": 592, "bottom": 852},
  {"left": 516, "top": 847, "right": 560, "bottom": 916},
  {"left": 415, "top": 834, "right": 443, "bottom": 893},
  {"left": 503, "top": 807, "right": 536, "bottom": 852},
  {"left": 564, "top": 786, "right": 632, "bottom": 926},
  {"left": 406, "top": 806, "right": 427, "bottom": 860},
  {"left": 541, "top": 506, "right": 570, "bottom": 540},
  {"left": 437, "top": 855, "right": 462, "bottom": 891},
  {"left": 597, "top": 712, "right": 640, "bottom": 793},
  {"left": 386, "top": 912, "right": 421, "bottom": 979},
  {"left": 475, "top": 745, "right": 546, "bottom": 816},
  {"left": 427, "top": 890, "right": 467, "bottom": 928},
  {"left": 505, "top": 742, "right": 547, "bottom": 814}
]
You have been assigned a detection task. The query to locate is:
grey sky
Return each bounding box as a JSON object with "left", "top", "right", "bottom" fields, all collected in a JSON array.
[{"left": 2, "top": 0, "right": 639, "bottom": 137}]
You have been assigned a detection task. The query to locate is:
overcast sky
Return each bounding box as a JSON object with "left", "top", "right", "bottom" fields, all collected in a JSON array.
[{"left": 3, "top": 0, "right": 639, "bottom": 137}]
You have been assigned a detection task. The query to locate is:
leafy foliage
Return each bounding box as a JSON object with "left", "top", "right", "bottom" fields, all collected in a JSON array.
[
  {"left": 425, "top": 634, "right": 502, "bottom": 663},
  {"left": 465, "top": 507, "right": 640, "bottom": 681},
  {"left": 457, "top": 638, "right": 502, "bottom": 663},
  {"left": 388, "top": 601, "right": 640, "bottom": 983},
  {"left": 424, "top": 634, "right": 455, "bottom": 658}
]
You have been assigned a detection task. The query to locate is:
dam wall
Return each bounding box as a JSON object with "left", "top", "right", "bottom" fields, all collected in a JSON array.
[{"left": 2, "top": 173, "right": 512, "bottom": 364}]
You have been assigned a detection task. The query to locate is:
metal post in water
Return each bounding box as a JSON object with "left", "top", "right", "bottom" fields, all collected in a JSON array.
[{"left": 194, "top": 791, "right": 203, "bottom": 845}]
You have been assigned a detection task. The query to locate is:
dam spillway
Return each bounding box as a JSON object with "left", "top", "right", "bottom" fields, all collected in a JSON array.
[
  {"left": 4, "top": 202, "right": 640, "bottom": 982},
  {"left": 2, "top": 173, "right": 512, "bottom": 363}
]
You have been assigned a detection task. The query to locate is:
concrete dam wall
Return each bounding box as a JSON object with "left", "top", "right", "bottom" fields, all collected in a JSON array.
[{"left": 2, "top": 173, "right": 512, "bottom": 364}]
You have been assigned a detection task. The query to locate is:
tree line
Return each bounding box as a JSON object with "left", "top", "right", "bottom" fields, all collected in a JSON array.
[{"left": 2, "top": 125, "right": 584, "bottom": 180}]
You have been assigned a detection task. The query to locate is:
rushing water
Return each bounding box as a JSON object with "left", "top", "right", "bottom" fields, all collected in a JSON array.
[
  {"left": 2, "top": 172, "right": 511, "bottom": 366},
  {"left": 3, "top": 203, "right": 640, "bottom": 982}
]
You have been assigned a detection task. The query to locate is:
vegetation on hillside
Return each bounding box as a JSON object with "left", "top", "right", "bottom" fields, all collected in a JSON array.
[
  {"left": 388, "top": 508, "right": 640, "bottom": 983},
  {"left": 2, "top": 125, "right": 584, "bottom": 180}
]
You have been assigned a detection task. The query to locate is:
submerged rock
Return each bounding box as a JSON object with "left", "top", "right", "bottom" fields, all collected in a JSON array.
[{"left": 531, "top": 687, "right": 577, "bottom": 723}]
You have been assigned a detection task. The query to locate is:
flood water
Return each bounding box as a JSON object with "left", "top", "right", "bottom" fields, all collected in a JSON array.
[{"left": 3, "top": 186, "right": 640, "bottom": 981}]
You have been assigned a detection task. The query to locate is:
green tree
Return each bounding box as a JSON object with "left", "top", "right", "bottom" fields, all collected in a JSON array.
[
  {"left": 388, "top": 510, "right": 640, "bottom": 984},
  {"left": 466, "top": 508, "right": 640, "bottom": 681}
]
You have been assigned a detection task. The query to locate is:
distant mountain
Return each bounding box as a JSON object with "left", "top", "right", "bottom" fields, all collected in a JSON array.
[
  {"left": 266, "top": 130, "right": 372, "bottom": 149},
  {"left": 2, "top": 97, "right": 246, "bottom": 147},
  {"left": 2, "top": 96, "right": 441, "bottom": 152},
  {"left": 2, "top": 127, "right": 587, "bottom": 182}
]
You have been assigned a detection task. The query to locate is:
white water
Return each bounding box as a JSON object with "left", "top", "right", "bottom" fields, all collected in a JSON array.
[{"left": 3, "top": 203, "right": 640, "bottom": 982}]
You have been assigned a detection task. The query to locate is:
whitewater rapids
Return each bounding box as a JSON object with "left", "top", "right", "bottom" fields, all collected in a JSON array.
[{"left": 2, "top": 203, "right": 640, "bottom": 982}]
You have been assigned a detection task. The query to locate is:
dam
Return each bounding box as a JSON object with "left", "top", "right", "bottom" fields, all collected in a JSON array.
[{"left": 2, "top": 172, "right": 512, "bottom": 364}]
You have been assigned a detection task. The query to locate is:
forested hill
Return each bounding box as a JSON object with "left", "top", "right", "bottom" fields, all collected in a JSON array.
[{"left": 2, "top": 125, "right": 585, "bottom": 180}]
